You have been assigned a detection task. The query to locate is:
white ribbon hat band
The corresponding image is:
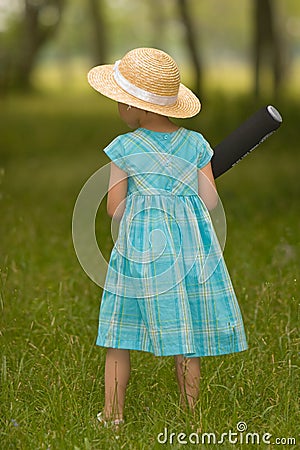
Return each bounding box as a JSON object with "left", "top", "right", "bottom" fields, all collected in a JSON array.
[{"left": 113, "top": 60, "right": 178, "bottom": 107}]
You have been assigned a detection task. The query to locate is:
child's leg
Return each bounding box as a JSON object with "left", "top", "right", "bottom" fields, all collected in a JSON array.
[
  {"left": 104, "top": 348, "right": 130, "bottom": 421},
  {"left": 174, "top": 355, "right": 200, "bottom": 410}
]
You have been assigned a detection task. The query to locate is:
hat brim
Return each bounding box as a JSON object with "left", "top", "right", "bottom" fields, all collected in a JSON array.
[{"left": 87, "top": 64, "right": 201, "bottom": 119}]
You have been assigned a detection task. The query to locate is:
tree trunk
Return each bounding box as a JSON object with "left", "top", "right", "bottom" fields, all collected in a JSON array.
[
  {"left": 16, "top": 0, "right": 40, "bottom": 89},
  {"left": 149, "top": 0, "right": 166, "bottom": 49},
  {"left": 11, "top": 0, "right": 65, "bottom": 90},
  {"left": 253, "top": 0, "right": 284, "bottom": 97},
  {"left": 177, "top": 0, "right": 202, "bottom": 97},
  {"left": 88, "top": 0, "right": 107, "bottom": 65}
]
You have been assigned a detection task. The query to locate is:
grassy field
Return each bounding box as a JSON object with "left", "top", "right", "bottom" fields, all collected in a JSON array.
[{"left": 0, "top": 86, "right": 299, "bottom": 449}]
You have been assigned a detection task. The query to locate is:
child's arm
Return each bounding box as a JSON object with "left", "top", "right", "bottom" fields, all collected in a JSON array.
[
  {"left": 198, "top": 163, "right": 218, "bottom": 210},
  {"left": 107, "top": 162, "right": 128, "bottom": 220}
]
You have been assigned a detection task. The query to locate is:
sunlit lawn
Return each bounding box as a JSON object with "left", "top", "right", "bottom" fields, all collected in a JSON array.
[{"left": 0, "top": 72, "right": 299, "bottom": 449}]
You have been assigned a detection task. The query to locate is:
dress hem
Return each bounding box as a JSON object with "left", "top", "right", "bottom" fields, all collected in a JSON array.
[{"left": 95, "top": 338, "right": 248, "bottom": 358}]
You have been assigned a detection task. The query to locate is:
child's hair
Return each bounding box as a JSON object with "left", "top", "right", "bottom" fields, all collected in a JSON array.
[{"left": 87, "top": 47, "right": 201, "bottom": 119}]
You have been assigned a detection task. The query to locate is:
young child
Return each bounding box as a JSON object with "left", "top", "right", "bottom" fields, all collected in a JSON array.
[{"left": 87, "top": 47, "right": 248, "bottom": 426}]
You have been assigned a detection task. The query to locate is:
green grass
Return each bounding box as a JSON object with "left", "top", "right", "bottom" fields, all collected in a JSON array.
[{"left": 0, "top": 87, "right": 299, "bottom": 449}]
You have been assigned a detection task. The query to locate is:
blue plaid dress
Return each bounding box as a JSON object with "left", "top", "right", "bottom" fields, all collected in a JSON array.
[{"left": 96, "top": 127, "right": 248, "bottom": 357}]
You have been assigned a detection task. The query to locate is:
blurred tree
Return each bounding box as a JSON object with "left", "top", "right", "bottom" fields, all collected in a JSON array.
[
  {"left": 88, "top": 0, "right": 107, "bottom": 64},
  {"left": 177, "top": 0, "right": 202, "bottom": 96},
  {"left": 148, "top": 0, "right": 166, "bottom": 50},
  {"left": 1, "top": 0, "right": 65, "bottom": 91},
  {"left": 253, "top": 0, "right": 285, "bottom": 96}
]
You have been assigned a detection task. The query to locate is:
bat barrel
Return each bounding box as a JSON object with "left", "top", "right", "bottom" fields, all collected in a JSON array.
[{"left": 211, "top": 105, "right": 282, "bottom": 179}]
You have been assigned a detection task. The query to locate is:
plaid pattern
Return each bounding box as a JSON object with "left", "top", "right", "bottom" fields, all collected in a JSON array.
[{"left": 96, "top": 128, "right": 248, "bottom": 357}]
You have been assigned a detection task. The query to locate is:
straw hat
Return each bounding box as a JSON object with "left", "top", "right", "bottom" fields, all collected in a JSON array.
[{"left": 87, "top": 47, "right": 201, "bottom": 118}]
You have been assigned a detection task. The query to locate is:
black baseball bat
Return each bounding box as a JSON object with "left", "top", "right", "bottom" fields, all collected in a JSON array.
[{"left": 211, "top": 105, "right": 283, "bottom": 179}]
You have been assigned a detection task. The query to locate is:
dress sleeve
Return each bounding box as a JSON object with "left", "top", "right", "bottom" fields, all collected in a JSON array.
[
  {"left": 103, "top": 136, "right": 128, "bottom": 172},
  {"left": 196, "top": 135, "right": 214, "bottom": 169}
]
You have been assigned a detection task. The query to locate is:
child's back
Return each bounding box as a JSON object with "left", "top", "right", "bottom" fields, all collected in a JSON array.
[{"left": 86, "top": 47, "right": 248, "bottom": 424}]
